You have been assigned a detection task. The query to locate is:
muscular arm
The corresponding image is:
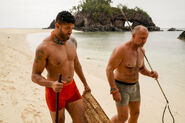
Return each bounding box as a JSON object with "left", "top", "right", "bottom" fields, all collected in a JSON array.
[
  {"left": 106, "top": 46, "right": 123, "bottom": 89},
  {"left": 74, "top": 54, "right": 88, "bottom": 86},
  {"left": 139, "top": 63, "right": 152, "bottom": 77},
  {"left": 69, "top": 36, "right": 77, "bottom": 48},
  {"left": 139, "top": 48, "right": 150, "bottom": 76},
  {"left": 31, "top": 44, "right": 53, "bottom": 88},
  {"left": 139, "top": 48, "right": 157, "bottom": 78}
]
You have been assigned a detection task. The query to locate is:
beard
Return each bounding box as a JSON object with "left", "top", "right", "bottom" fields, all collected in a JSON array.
[
  {"left": 135, "top": 41, "right": 144, "bottom": 47},
  {"left": 138, "top": 43, "right": 144, "bottom": 47},
  {"left": 59, "top": 29, "right": 71, "bottom": 41}
]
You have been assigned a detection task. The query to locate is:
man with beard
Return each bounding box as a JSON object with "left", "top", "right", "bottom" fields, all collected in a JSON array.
[
  {"left": 31, "top": 11, "right": 91, "bottom": 123},
  {"left": 106, "top": 25, "right": 158, "bottom": 123}
]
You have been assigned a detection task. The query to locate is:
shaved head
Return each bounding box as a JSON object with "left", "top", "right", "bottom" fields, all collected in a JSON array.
[
  {"left": 131, "top": 25, "right": 149, "bottom": 47},
  {"left": 132, "top": 25, "right": 148, "bottom": 35}
]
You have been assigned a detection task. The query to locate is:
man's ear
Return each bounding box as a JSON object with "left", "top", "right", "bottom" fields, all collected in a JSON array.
[
  {"left": 132, "top": 33, "right": 135, "bottom": 38},
  {"left": 55, "top": 23, "right": 60, "bottom": 29}
]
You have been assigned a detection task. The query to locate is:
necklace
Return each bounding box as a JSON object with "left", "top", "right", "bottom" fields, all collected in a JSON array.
[{"left": 51, "top": 31, "right": 65, "bottom": 45}]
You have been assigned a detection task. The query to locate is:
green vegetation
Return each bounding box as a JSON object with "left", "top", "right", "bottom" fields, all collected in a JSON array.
[
  {"left": 118, "top": 4, "right": 150, "bottom": 18},
  {"left": 71, "top": 0, "right": 113, "bottom": 21},
  {"left": 71, "top": 1, "right": 151, "bottom": 21},
  {"left": 134, "top": 7, "right": 150, "bottom": 18}
]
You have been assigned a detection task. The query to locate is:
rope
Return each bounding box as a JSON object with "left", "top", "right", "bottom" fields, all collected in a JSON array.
[{"left": 118, "top": 6, "right": 175, "bottom": 123}]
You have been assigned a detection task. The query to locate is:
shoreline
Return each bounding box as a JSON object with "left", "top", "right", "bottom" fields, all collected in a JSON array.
[
  {"left": 0, "top": 28, "right": 184, "bottom": 123},
  {"left": 0, "top": 28, "right": 52, "bottom": 123}
]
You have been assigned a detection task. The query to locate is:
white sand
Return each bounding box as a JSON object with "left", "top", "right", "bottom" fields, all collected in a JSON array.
[{"left": 0, "top": 28, "right": 184, "bottom": 123}]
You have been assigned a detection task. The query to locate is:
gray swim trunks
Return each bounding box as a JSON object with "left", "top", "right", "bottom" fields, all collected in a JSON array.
[{"left": 115, "top": 80, "right": 140, "bottom": 106}]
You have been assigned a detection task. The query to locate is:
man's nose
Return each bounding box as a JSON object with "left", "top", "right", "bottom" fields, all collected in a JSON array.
[
  {"left": 68, "top": 29, "right": 72, "bottom": 34},
  {"left": 142, "top": 40, "right": 146, "bottom": 44}
]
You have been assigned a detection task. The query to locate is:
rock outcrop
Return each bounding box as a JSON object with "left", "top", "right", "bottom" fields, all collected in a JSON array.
[
  {"left": 74, "top": 7, "right": 160, "bottom": 32},
  {"left": 178, "top": 31, "right": 185, "bottom": 40},
  {"left": 47, "top": 8, "right": 160, "bottom": 31},
  {"left": 47, "top": 20, "right": 55, "bottom": 29},
  {"left": 168, "top": 28, "right": 183, "bottom": 31}
]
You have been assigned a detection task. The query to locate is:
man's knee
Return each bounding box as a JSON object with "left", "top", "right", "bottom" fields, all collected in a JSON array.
[
  {"left": 130, "top": 110, "right": 140, "bottom": 118},
  {"left": 118, "top": 113, "right": 128, "bottom": 122}
]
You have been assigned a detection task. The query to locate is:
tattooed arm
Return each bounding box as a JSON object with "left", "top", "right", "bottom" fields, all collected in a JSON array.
[{"left": 31, "top": 44, "right": 53, "bottom": 88}]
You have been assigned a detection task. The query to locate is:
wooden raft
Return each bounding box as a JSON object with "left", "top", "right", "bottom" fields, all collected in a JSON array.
[{"left": 82, "top": 92, "right": 111, "bottom": 123}]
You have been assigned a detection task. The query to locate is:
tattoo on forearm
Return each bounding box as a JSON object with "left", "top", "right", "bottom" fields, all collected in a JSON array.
[
  {"left": 36, "top": 74, "right": 45, "bottom": 82},
  {"left": 32, "top": 74, "right": 46, "bottom": 84},
  {"left": 35, "top": 50, "right": 44, "bottom": 63}
]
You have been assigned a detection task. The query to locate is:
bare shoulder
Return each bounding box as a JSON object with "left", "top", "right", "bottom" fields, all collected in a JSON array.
[
  {"left": 35, "top": 37, "right": 50, "bottom": 56},
  {"left": 139, "top": 47, "right": 145, "bottom": 54},
  {"left": 114, "top": 42, "right": 127, "bottom": 53},
  {"left": 110, "top": 43, "right": 127, "bottom": 60},
  {"left": 69, "top": 36, "right": 77, "bottom": 48}
]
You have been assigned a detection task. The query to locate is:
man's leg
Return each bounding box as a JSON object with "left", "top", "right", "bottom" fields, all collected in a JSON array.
[
  {"left": 66, "top": 99, "right": 86, "bottom": 123},
  {"left": 49, "top": 109, "right": 65, "bottom": 123},
  {"left": 128, "top": 101, "right": 140, "bottom": 123},
  {"left": 111, "top": 104, "right": 129, "bottom": 123}
]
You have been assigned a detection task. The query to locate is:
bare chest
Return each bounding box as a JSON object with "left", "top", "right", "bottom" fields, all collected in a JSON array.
[
  {"left": 47, "top": 45, "right": 76, "bottom": 66},
  {"left": 123, "top": 50, "right": 144, "bottom": 68}
]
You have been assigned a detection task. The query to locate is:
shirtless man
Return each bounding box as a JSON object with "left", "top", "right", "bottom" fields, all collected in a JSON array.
[
  {"left": 106, "top": 25, "right": 158, "bottom": 123},
  {"left": 31, "top": 11, "right": 90, "bottom": 123}
]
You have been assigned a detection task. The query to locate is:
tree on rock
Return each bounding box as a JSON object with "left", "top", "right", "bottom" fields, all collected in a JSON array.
[{"left": 71, "top": 0, "right": 113, "bottom": 22}]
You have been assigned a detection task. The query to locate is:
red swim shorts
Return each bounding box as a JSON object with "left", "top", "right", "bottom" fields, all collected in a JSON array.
[{"left": 45, "top": 79, "right": 82, "bottom": 112}]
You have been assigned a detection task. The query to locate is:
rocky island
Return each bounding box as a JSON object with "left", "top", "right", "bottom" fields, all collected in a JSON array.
[
  {"left": 47, "top": 0, "right": 160, "bottom": 31},
  {"left": 178, "top": 31, "right": 185, "bottom": 41},
  {"left": 168, "top": 28, "right": 183, "bottom": 31}
]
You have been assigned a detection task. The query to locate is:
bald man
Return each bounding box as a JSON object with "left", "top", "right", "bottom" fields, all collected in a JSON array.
[{"left": 106, "top": 25, "right": 158, "bottom": 123}]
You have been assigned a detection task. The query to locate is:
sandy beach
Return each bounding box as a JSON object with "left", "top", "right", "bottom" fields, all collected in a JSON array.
[{"left": 0, "top": 28, "right": 184, "bottom": 123}]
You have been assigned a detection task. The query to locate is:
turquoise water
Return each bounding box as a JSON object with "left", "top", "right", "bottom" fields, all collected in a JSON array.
[
  {"left": 27, "top": 31, "right": 185, "bottom": 89},
  {"left": 74, "top": 31, "right": 185, "bottom": 84},
  {"left": 71, "top": 31, "right": 185, "bottom": 122}
]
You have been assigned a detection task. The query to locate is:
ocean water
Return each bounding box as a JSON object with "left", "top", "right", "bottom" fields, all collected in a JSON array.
[
  {"left": 27, "top": 30, "right": 185, "bottom": 88},
  {"left": 27, "top": 30, "right": 185, "bottom": 122}
]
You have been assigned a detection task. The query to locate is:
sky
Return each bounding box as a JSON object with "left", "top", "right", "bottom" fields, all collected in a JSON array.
[{"left": 0, "top": 0, "right": 185, "bottom": 28}]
